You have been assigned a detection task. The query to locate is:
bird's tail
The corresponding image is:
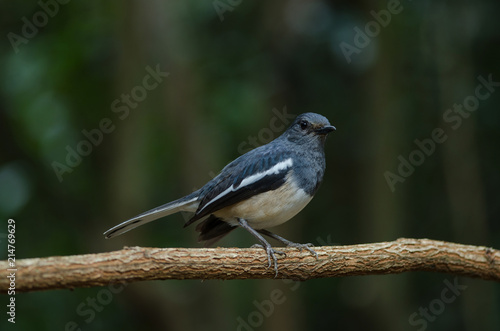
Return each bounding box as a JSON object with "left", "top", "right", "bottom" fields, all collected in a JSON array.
[{"left": 103, "top": 193, "right": 199, "bottom": 239}]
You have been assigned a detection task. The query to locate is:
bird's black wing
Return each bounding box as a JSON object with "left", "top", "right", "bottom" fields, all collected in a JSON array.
[{"left": 184, "top": 147, "right": 293, "bottom": 226}]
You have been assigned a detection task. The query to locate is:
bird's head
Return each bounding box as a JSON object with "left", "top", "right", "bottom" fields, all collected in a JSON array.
[{"left": 283, "top": 113, "right": 336, "bottom": 146}]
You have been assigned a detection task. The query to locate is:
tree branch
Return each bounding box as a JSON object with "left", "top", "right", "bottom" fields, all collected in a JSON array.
[{"left": 1, "top": 238, "right": 499, "bottom": 293}]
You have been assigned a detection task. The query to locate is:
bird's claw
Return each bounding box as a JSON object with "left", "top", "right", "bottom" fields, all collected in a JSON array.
[
  {"left": 252, "top": 244, "right": 286, "bottom": 277},
  {"left": 252, "top": 241, "right": 318, "bottom": 277},
  {"left": 286, "top": 242, "right": 319, "bottom": 259}
]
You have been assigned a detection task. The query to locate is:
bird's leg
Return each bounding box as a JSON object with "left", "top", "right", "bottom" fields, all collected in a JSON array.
[
  {"left": 257, "top": 229, "right": 319, "bottom": 259},
  {"left": 238, "top": 218, "right": 285, "bottom": 276}
]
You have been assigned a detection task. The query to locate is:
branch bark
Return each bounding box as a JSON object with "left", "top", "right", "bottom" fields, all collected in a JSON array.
[{"left": 1, "top": 238, "right": 499, "bottom": 293}]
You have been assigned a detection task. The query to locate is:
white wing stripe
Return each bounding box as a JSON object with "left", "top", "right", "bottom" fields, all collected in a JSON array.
[{"left": 199, "top": 158, "right": 293, "bottom": 213}]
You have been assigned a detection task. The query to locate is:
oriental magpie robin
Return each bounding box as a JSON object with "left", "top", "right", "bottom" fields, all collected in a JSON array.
[{"left": 104, "top": 112, "right": 335, "bottom": 275}]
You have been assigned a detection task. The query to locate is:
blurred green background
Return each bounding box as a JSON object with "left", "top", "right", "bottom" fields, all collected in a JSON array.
[{"left": 1, "top": 0, "right": 499, "bottom": 330}]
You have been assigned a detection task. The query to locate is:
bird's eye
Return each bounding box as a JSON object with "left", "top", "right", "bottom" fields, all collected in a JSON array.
[{"left": 299, "top": 120, "right": 309, "bottom": 130}]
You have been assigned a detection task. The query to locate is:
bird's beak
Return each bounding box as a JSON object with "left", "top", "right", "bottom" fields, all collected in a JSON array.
[{"left": 314, "top": 125, "right": 336, "bottom": 135}]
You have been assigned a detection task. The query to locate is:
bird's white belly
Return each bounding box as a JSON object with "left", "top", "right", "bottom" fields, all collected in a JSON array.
[{"left": 214, "top": 179, "right": 313, "bottom": 229}]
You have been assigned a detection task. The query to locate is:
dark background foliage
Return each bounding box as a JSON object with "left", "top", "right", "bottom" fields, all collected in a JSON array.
[{"left": 1, "top": 1, "right": 499, "bottom": 330}]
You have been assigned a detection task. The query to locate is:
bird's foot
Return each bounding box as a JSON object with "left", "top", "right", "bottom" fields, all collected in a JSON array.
[
  {"left": 286, "top": 242, "right": 319, "bottom": 259},
  {"left": 251, "top": 243, "right": 286, "bottom": 277}
]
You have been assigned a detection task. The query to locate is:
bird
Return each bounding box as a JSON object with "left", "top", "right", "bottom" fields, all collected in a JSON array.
[{"left": 103, "top": 112, "right": 335, "bottom": 275}]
